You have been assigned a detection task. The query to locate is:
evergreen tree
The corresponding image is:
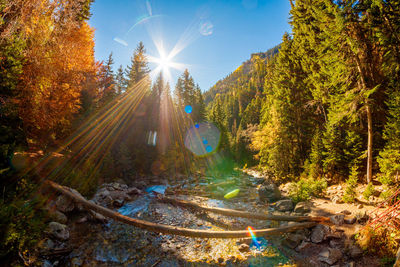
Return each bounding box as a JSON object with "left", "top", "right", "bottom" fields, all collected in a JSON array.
[
  {"left": 99, "top": 52, "right": 116, "bottom": 104},
  {"left": 125, "top": 41, "right": 150, "bottom": 91},
  {"left": 115, "top": 65, "right": 126, "bottom": 95}
]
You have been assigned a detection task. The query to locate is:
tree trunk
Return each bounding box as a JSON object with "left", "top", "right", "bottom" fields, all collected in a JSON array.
[
  {"left": 158, "top": 195, "right": 330, "bottom": 223},
  {"left": 366, "top": 103, "right": 373, "bottom": 184},
  {"left": 45, "top": 180, "right": 318, "bottom": 238}
]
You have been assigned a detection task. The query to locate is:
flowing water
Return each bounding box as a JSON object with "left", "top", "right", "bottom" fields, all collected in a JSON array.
[{"left": 68, "top": 173, "right": 293, "bottom": 266}]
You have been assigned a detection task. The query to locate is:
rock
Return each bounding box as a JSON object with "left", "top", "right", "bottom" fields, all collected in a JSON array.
[
  {"left": 89, "top": 210, "right": 107, "bottom": 223},
  {"left": 345, "top": 262, "right": 355, "bottom": 267},
  {"left": 55, "top": 195, "right": 74, "bottom": 213},
  {"left": 326, "top": 230, "right": 344, "bottom": 240},
  {"left": 356, "top": 212, "right": 369, "bottom": 224},
  {"left": 348, "top": 243, "right": 363, "bottom": 258},
  {"left": 127, "top": 187, "right": 142, "bottom": 195},
  {"left": 42, "top": 260, "right": 53, "bottom": 267},
  {"left": 331, "top": 195, "right": 343, "bottom": 204},
  {"left": 330, "top": 214, "right": 345, "bottom": 226},
  {"left": 357, "top": 204, "right": 363, "bottom": 209},
  {"left": 39, "top": 238, "right": 56, "bottom": 252},
  {"left": 329, "top": 239, "right": 344, "bottom": 249},
  {"left": 344, "top": 216, "right": 357, "bottom": 224},
  {"left": 294, "top": 202, "right": 311, "bottom": 214},
  {"left": 275, "top": 199, "right": 294, "bottom": 212},
  {"left": 318, "top": 248, "right": 342, "bottom": 265},
  {"left": 311, "top": 224, "right": 330, "bottom": 243},
  {"left": 238, "top": 243, "right": 250, "bottom": 252},
  {"left": 283, "top": 233, "right": 304, "bottom": 248},
  {"left": 71, "top": 257, "right": 83, "bottom": 266},
  {"left": 296, "top": 241, "right": 312, "bottom": 251},
  {"left": 76, "top": 216, "right": 88, "bottom": 223},
  {"left": 49, "top": 210, "right": 68, "bottom": 224},
  {"left": 258, "top": 183, "right": 281, "bottom": 202},
  {"left": 340, "top": 210, "right": 352, "bottom": 215},
  {"left": 48, "top": 222, "right": 69, "bottom": 241},
  {"left": 113, "top": 198, "right": 124, "bottom": 207}
]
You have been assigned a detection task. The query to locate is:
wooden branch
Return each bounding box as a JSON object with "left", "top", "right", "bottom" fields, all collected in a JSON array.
[
  {"left": 45, "top": 180, "right": 317, "bottom": 238},
  {"left": 158, "top": 195, "right": 330, "bottom": 223}
]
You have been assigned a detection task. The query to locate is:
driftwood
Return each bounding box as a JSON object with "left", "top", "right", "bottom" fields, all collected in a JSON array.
[
  {"left": 158, "top": 195, "right": 330, "bottom": 223},
  {"left": 45, "top": 180, "right": 317, "bottom": 238}
]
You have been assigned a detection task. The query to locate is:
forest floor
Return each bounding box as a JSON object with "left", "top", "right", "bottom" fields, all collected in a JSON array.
[{"left": 41, "top": 170, "right": 390, "bottom": 267}]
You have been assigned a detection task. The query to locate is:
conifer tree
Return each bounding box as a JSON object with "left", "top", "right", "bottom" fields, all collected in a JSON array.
[
  {"left": 125, "top": 41, "right": 150, "bottom": 91},
  {"left": 115, "top": 65, "right": 126, "bottom": 95}
]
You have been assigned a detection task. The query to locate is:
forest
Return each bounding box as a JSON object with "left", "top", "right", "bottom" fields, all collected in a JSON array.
[{"left": 1, "top": 0, "right": 400, "bottom": 266}]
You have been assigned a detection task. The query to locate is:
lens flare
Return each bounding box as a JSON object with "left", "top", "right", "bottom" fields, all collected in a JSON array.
[
  {"left": 199, "top": 20, "right": 213, "bottom": 36},
  {"left": 247, "top": 226, "right": 261, "bottom": 249},
  {"left": 184, "top": 122, "right": 221, "bottom": 156},
  {"left": 184, "top": 105, "right": 193, "bottom": 114}
]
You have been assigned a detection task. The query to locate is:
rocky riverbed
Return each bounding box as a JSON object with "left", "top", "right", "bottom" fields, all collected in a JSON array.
[{"left": 38, "top": 172, "right": 383, "bottom": 266}]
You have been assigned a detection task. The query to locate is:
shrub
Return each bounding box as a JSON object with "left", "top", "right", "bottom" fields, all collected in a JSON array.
[
  {"left": 363, "top": 183, "right": 375, "bottom": 200},
  {"left": 343, "top": 165, "right": 358, "bottom": 203},
  {"left": 288, "top": 177, "right": 327, "bottom": 203},
  {"left": 0, "top": 172, "right": 47, "bottom": 265},
  {"left": 356, "top": 226, "right": 400, "bottom": 258}
]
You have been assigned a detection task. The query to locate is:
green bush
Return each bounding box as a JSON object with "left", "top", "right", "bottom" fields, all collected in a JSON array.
[
  {"left": 363, "top": 183, "right": 375, "bottom": 200},
  {"left": 288, "top": 177, "right": 327, "bottom": 203},
  {"left": 0, "top": 173, "right": 47, "bottom": 265},
  {"left": 343, "top": 165, "right": 358, "bottom": 203}
]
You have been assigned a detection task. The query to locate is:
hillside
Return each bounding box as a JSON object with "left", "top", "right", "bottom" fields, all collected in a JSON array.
[{"left": 204, "top": 44, "right": 279, "bottom": 104}]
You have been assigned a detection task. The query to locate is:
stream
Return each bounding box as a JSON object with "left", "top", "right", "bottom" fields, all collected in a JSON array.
[{"left": 67, "top": 172, "right": 294, "bottom": 266}]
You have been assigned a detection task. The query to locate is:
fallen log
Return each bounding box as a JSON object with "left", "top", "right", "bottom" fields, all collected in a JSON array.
[
  {"left": 158, "top": 195, "right": 330, "bottom": 223},
  {"left": 45, "top": 180, "right": 317, "bottom": 238}
]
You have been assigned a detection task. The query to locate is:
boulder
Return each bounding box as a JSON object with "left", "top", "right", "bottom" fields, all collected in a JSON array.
[
  {"left": 127, "top": 187, "right": 142, "bottom": 195},
  {"left": 48, "top": 222, "right": 69, "bottom": 241},
  {"left": 330, "top": 214, "right": 345, "bottom": 226},
  {"left": 295, "top": 241, "right": 312, "bottom": 251},
  {"left": 318, "top": 248, "right": 342, "bottom": 265},
  {"left": 311, "top": 224, "right": 330, "bottom": 243},
  {"left": 294, "top": 202, "right": 311, "bottom": 214},
  {"left": 340, "top": 210, "right": 352, "bottom": 215},
  {"left": 258, "top": 183, "right": 281, "bottom": 202},
  {"left": 283, "top": 233, "right": 304, "bottom": 248},
  {"left": 238, "top": 243, "right": 250, "bottom": 252},
  {"left": 55, "top": 195, "right": 74, "bottom": 213},
  {"left": 344, "top": 216, "right": 357, "bottom": 224},
  {"left": 356, "top": 212, "right": 369, "bottom": 224},
  {"left": 275, "top": 199, "right": 294, "bottom": 212},
  {"left": 52, "top": 210, "right": 68, "bottom": 224},
  {"left": 348, "top": 243, "right": 363, "bottom": 258},
  {"left": 329, "top": 239, "right": 344, "bottom": 249}
]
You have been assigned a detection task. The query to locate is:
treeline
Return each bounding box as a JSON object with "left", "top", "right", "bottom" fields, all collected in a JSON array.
[
  {"left": 206, "top": 0, "right": 400, "bottom": 192},
  {"left": 0, "top": 0, "right": 208, "bottom": 182}
]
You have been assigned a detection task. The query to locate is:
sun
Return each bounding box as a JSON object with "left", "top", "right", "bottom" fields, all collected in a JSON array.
[{"left": 147, "top": 41, "right": 186, "bottom": 83}]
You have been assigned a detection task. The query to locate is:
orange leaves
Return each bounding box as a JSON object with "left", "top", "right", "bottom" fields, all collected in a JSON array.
[{"left": 15, "top": 0, "right": 96, "bottom": 145}]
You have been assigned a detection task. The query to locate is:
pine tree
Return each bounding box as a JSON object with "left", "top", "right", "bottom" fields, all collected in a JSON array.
[
  {"left": 115, "top": 65, "right": 126, "bottom": 95},
  {"left": 99, "top": 52, "right": 116, "bottom": 104},
  {"left": 125, "top": 41, "right": 150, "bottom": 91}
]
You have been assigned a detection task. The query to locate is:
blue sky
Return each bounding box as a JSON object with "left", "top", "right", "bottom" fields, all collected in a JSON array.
[{"left": 89, "top": 0, "right": 291, "bottom": 91}]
